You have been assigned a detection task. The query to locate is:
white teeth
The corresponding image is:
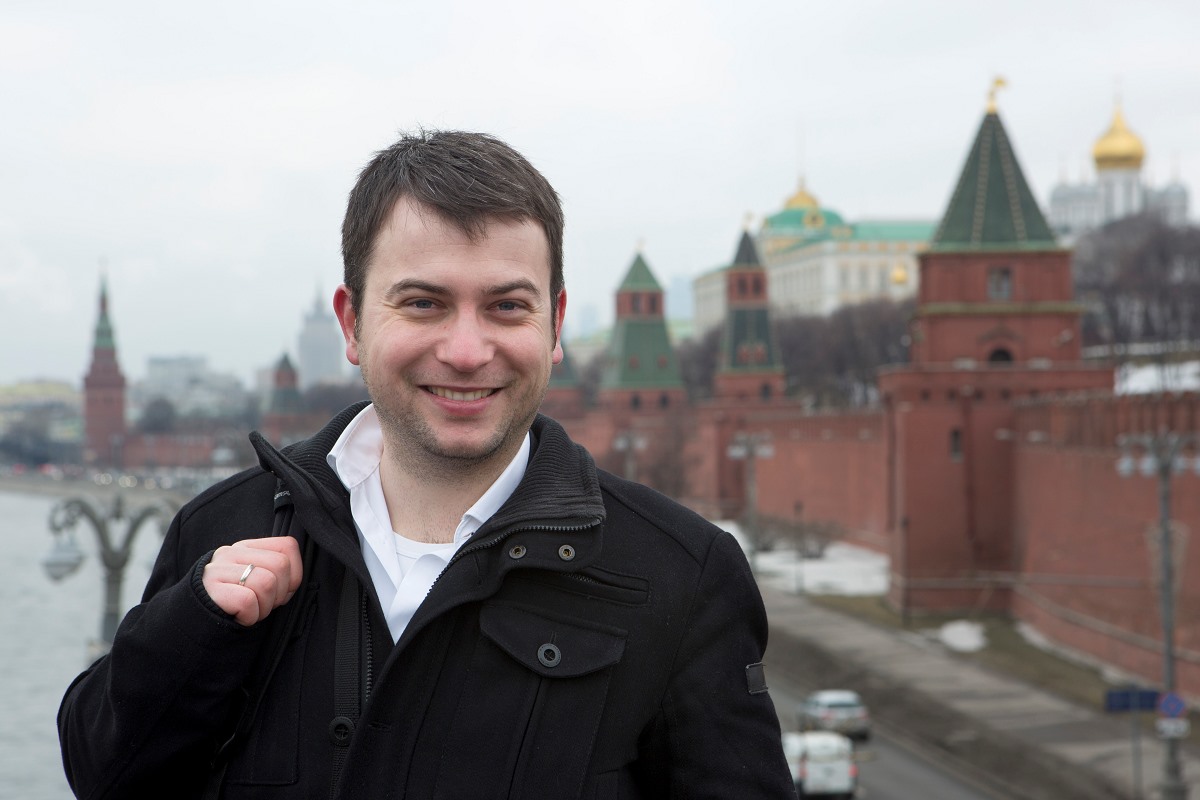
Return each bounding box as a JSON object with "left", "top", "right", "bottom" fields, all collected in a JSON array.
[{"left": 429, "top": 387, "right": 492, "bottom": 401}]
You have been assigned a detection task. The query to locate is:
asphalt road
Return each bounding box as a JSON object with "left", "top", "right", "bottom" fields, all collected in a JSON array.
[{"left": 766, "top": 654, "right": 1013, "bottom": 800}]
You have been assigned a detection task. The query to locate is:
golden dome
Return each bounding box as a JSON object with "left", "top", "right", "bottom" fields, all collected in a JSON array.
[
  {"left": 890, "top": 263, "right": 909, "bottom": 286},
  {"left": 784, "top": 178, "right": 819, "bottom": 210},
  {"left": 1093, "top": 105, "right": 1145, "bottom": 171}
]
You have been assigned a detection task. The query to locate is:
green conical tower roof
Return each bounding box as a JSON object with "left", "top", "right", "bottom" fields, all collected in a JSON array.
[
  {"left": 931, "top": 110, "right": 1057, "bottom": 252},
  {"left": 618, "top": 253, "right": 662, "bottom": 291}
]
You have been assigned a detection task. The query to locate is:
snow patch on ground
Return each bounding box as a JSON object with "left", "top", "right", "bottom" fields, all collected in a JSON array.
[
  {"left": 721, "top": 520, "right": 989, "bottom": 652},
  {"left": 719, "top": 520, "right": 889, "bottom": 596},
  {"left": 935, "top": 620, "right": 987, "bottom": 652}
]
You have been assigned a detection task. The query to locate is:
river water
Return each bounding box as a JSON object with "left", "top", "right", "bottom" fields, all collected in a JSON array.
[{"left": 0, "top": 488, "right": 167, "bottom": 800}]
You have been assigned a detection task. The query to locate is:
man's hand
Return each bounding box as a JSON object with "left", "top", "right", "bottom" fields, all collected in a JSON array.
[{"left": 202, "top": 537, "right": 303, "bottom": 626}]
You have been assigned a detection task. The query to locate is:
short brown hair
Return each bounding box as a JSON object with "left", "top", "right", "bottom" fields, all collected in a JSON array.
[{"left": 341, "top": 130, "right": 564, "bottom": 317}]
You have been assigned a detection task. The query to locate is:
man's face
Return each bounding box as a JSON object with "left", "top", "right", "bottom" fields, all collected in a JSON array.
[{"left": 335, "top": 197, "right": 565, "bottom": 475}]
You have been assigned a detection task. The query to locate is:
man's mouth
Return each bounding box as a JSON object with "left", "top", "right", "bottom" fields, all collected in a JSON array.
[{"left": 427, "top": 386, "right": 496, "bottom": 402}]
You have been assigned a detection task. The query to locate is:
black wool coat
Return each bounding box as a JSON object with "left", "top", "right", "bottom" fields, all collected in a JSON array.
[{"left": 59, "top": 406, "right": 795, "bottom": 799}]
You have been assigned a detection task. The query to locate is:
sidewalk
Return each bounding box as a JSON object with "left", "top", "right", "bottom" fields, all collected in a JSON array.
[{"left": 760, "top": 582, "right": 1198, "bottom": 800}]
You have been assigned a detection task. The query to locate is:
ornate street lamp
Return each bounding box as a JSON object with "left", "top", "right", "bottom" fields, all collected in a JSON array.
[
  {"left": 1116, "top": 430, "right": 1197, "bottom": 800},
  {"left": 42, "top": 494, "right": 173, "bottom": 655}
]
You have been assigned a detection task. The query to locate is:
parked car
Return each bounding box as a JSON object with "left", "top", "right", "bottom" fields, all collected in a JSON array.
[
  {"left": 796, "top": 689, "right": 870, "bottom": 741},
  {"left": 783, "top": 730, "right": 858, "bottom": 798}
]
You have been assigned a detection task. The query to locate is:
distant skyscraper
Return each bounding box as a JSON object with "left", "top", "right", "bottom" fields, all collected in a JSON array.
[
  {"left": 1048, "top": 100, "right": 1190, "bottom": 243},
  {"left": 297, "top": 286, "right": 344, "bottom": 389}
]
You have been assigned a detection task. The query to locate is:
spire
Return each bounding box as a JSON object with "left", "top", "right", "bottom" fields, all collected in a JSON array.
[
  {"left": 618, "top": 251, "right": 662, "bottom": 292},
  {"left": 93, "top": 274, "right": 116, "bottom": 351},
  {"left": 732, "top": 230, "right": 762, "bottom": 268},
  {"left": 931, "top": 103, "right": 1057, "bottom": 252}
]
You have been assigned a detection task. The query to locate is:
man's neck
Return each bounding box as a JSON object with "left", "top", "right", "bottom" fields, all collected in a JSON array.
[{"left": 376, "top": 444, "right": 513, "bottom": 545}]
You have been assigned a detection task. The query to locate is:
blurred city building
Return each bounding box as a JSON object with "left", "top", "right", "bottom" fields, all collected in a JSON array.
[
  {"left": 693, "top": 183, "right": 934, "bottom": 333},
  {"left": 0, "top": 380, "right": 80, "bottom": 465},
  {"left": 131, "top": 356, "right": 249, "bottom": 422},
  {"left": 1048, "top": 99, "right": 1190, "bottom": 243},
  {"left": 297, "top": 285, "right": 345, "bottom": 389}
]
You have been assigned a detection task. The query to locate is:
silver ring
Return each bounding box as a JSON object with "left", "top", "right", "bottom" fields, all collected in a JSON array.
[{"left": 238, "top": 564, "right": 255, "bottom": 586}]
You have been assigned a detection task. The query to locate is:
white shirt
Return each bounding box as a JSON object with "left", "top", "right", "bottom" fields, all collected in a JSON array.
[{"left": 326, "top": 404, "right": 530, "bottom": 642}]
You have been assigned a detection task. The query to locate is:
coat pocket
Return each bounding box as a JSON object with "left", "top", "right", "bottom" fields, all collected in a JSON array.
[
  {"left": 479, "top": 602, "right": 627, "bottom": 677},
  {"left": 430, "top": 603, "right": 627, "bottom": 799}
]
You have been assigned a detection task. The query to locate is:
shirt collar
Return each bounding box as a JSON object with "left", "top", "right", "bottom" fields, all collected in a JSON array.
[{"left": 327, "top": 403, "right": 530, "bottom": 541}]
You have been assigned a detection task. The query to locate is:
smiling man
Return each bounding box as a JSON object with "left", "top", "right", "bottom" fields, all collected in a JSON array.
[{"left": 58, "top": 130, "right": 795, "bottom": 799}]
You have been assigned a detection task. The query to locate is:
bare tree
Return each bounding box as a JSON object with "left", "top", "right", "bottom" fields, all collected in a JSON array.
[
  {"left": 1074, "top": 213, "right": 1200, "bottom": 353},
  {"left": 676, "top": 324, "right": 723, "bottom": 401},
  {"left": 772, "top": 299, "right": 912, "bottom": 409}
]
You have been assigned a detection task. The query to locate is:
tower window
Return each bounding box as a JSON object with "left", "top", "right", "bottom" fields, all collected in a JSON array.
[
  {"left": 950, "top": 428, "right": 963, "bottom": 461},
  {"left": 631, "top": 294, "right": 641, "bottom": 313},
  {"left": 987, "top": 266, "right": 1012, "bottom": 300},
  {"left": 988, "top": 347, "right": 1014, "bottom": 363}
]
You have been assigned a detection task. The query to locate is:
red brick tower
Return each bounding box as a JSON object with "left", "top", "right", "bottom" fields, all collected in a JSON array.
[
  {"left": 598, "top": 252, "right": 687, "bottom": 417},
  {"left": 714, "top": 229, "right": 786, "bottom": 402},
  {"left": 261, "top": 353, "right": 308, "bottom": 446},
  {"left": 877, "top": 90, "right": 1112, "bottom": 614},
  {"left": 83, "top": 277, "right": 127, "bottom": 467}
]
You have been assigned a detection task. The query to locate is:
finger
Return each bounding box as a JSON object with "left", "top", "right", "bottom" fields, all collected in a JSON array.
[
  {"left": 202, "top": 566, "right": 264, "bottom": 626},
  {"left": 229, "top": 537, "right": 303, "bottom": 595},
  {"left": 203, "top": 542, "right": 297, "bottom": 623}
]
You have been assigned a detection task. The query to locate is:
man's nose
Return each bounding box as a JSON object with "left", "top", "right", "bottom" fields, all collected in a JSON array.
[{"left": 435, "top": 311, "right": 495, "bottom": 371}]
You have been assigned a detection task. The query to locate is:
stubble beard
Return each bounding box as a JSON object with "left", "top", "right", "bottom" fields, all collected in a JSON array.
[{"left": 363, "top": 362, "right": 549, "bottom": 483}]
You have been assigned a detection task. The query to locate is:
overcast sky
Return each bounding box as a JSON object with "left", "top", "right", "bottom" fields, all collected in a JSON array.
[{"left": 2, "top": 0, "right": 1198, "bottom": 387}]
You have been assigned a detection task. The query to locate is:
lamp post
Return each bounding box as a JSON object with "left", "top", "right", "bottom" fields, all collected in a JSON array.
[
  {"left": 612, "top": 430, "right": 647, "bottom": 482},
  {"left": 1116, "top": 430, "right": 1195, "bottom": 800},
  {"left": 42, "top": 494, "right": 171, "bottom": 655},
  {"left": 728, "top": 431, "right": 774, "bottom": 571}
]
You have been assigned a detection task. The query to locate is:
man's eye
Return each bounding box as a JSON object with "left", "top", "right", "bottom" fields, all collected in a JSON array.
[
  {"left": 410, "top": 299, "right": 436, "bottom": 310},
  {"left": 495, "top": 301, "right": 522, "bottom": 312}
]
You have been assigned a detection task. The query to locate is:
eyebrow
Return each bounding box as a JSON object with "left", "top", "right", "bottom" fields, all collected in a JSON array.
[{"left": 384, "top": 278, "right": 542, "bottom": 300}]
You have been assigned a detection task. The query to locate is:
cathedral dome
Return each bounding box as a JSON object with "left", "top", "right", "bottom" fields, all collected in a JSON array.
[{"left": 1093, "top": 105, "right": 1145, "bottom": 171}]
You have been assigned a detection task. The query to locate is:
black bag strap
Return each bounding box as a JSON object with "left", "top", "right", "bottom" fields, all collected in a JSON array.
[
  {"left": 203, "top": 481, "right": 312, "bottom": 800},
  {"left": 328, "top": 565, "right": 363, "bottom": 798}
]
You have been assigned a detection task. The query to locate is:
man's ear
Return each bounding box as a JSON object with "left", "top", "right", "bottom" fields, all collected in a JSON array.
[
  {"left": 333, "top": 285, "right": 361, "bottom": 366},
  {"left": 552, "top": 288, "right": 567, "bottom": 365}
]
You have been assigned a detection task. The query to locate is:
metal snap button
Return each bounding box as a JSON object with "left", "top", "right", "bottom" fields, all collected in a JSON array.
[
  {"left": 538, "top": 643, "right": 561, "bottom": 668},
  {"left": 558, "top": 544, "right": 575, "bottom": 561},
  {"left": 509, "top": 544, "right": 527, "bottom": 559}
]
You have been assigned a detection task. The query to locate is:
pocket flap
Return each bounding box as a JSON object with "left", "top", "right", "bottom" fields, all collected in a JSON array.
[{"left": 479, "top": 603, "right": 627, "bottom": 678}]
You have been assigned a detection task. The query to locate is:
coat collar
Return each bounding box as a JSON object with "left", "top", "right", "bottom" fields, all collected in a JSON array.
[{"left": 248, "top": 405, "right": 606, "bottom": 578}]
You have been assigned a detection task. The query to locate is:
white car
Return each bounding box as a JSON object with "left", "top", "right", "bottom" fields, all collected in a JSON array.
[
  {"left": 783, "top": 730, "right": 858, "bottom": 798},
  {"left": 796, "top": 689, "right": 871, "bottom": 741}
]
